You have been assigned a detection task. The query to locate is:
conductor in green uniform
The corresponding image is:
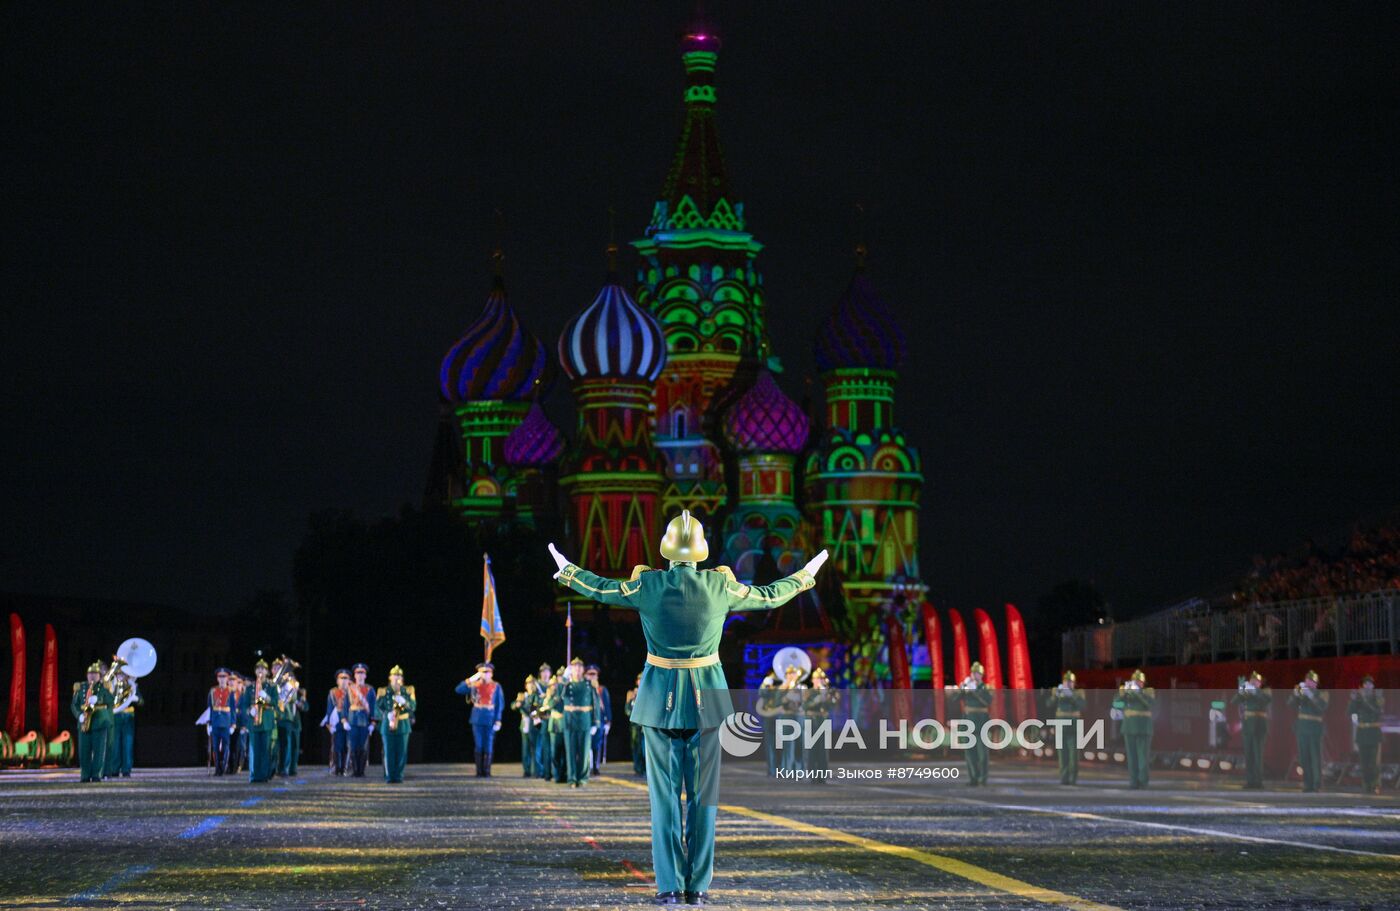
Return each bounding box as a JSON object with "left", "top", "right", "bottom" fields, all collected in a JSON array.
[
  {"left": 1289, "top": 669, "right": 1329, "bottom": 792},
  {"left": 376, "top": 665, "right": 416, "bottom": 783},
  {"left": 72, "top": 661, "right": 115, "bottom": 783},
  {"left": 1119, "top": 669, "right": 1156, "bottom": 789},
  {"left": 550, "top": 510, "right": 827, "bottom": 906},
  {"left": 1348, "top": 674, "right": 1383, "bottom": 795},
  {"left": 1044, "top": 670, "right": 1086, "bottom": 785},
  {"left": 560, "top": 657, "right": 600, "bottom": 787},
  {"left": 1231, "top": 671, "right": 1272, "bottom": 789},
  {"left": 948, "top": 661, "right": 993, "bottom": 785}
]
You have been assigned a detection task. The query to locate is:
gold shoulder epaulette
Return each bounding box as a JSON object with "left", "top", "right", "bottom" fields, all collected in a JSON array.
[
  {"left": 628, "top": 564, "right": 654, "bottom": 581},
  {"left": 707, "top": 565, "right": 739, "bottom": 584},
  {"left": 73, "top": 682, "right": 83, "bottom": 693}
]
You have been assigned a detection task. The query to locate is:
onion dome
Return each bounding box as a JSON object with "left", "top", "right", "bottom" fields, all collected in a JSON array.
[
  {"left": 722, "top": 371, "right": 809, "bottom": 454},
  {"left": 503, "top": 402, "right": 564, "bottom": 468},
  {"left": 558, "top": 255, "right": 667, "bottom": 382},
  {"left": 440, "top": 272, "right": 553, "bottom": 403},
  {"left": 814, "top": 245, "right": 907, "bottom": 372}
]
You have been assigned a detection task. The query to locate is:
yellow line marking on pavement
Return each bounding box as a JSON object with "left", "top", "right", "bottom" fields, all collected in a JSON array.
[{"left": 600, "top": 776, "right": 1124, "bottom": 911}]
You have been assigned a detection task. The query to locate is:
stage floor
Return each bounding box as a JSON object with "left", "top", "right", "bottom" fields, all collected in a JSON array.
[{"left": 0, "top": 762, "right": 1396, "bottom": 910}]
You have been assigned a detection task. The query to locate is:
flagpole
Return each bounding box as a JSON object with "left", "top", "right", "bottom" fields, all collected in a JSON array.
[{"left": 566, "top": 602, "right": 572, "bottom": 666}]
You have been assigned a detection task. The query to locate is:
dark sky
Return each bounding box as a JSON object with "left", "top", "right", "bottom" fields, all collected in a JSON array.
[{"left": 3, "top": 3, "right": 1397, "bottom": 619}]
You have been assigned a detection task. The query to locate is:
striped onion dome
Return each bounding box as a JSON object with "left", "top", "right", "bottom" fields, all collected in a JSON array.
[
  {"left": 558, "top": 270, "right": 667, "bottom": 382},
  {"left": 722, "top": 371, "right": 809, "bottom": 454},
  {"left": 439, "top": 275, "right": 553, "bottom": 403},
  {"left": 503, "top": 402, "right": 564, "bottom": 468},
  {"left": 814, "top": 250, "right": 907, "bottom": 372}
]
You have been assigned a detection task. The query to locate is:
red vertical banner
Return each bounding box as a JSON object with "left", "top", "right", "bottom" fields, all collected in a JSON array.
[
  {"left": 886, "top": 613, "right": 912, "bottom": 728},
  {"left": 1004, "top": 603, "right": 1035, "bottom": 723},
  {"left": 973, "top": 608, "right": 1004, "bottom": 720},
  {"left": 40, "top": 624, "right": 58, "bottom": 740},
  {"left": 6, "top": 613, "right": 25, "bottom": 739},
  {"left": 948, "top": 609, "right": 971, "bottom": 683},
  {"left": 920, "top": 602, "right": 945, "bottom": 723}
]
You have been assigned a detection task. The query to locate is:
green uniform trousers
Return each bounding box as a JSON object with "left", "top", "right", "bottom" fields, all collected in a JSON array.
[
  {"left": 551, "top": 728, "right": 567, "bottom": 782},
  {"left": 1125, "top": 732, "right": 1152, "bottom": 788},
  {"left": 1057, "top": 740, "right": 1079, "bottom": 784},
  {"left": 564, "top": 716, "right": 592, "bottom": 785},
  {"left": 78, "top": 727, "right": 110, "bottom": 782},
  {"left": 964, "top": 715, "right": 989, "bottom": 784},
  {"left": 630, "top": 722, "right": 646, "bottom": 775},
  {"left": 1242, "top": 719, "right": 1267, "bottom": 788},
  {"left": 277, "top": 724, "right": 301, "bottom": 776},
  {"left": 248, "top": 730, "right": 273, "bottom": 783},
  {"left": 382, "top": 730, "right": 409, "bottom": 782},
  {"left": 1357, "top": 732, "right": 1381, "bottom": 793},
  {"left": 1295, "top": 722, "right": 1323, "bottom": 792},
  {"left": 103, "top": 723, "right": 118, "bottom": 778},
  {"left": 643, "top": 726, "right": 719, "bottom": 896}
]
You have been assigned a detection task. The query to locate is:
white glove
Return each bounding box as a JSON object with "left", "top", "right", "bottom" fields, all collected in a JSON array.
[
  {"left": 87, "top": 696, "right": 98, "bottom": 706},
  {"left": 548, "top": 543, "right": 571, "bottom": 579},
  {"left": 341, "top": 720, "right": 350, "bottom": 731},
  {"left": 493, "top": 721, "right": 501, "bottom": 731},
  {"left": 802, "top": 549, "right": 830, "bottom": 577},
  {"left": 590, "top": 726, "right": 598, "bottom": 736},
  {"left": 604, "top": 723, "right": 611, "bottom": 734},
  {"left": 394, "top": 695, "right": 407, "bottom": 706}
]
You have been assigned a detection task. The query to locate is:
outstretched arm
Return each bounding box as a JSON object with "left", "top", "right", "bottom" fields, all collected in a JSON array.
[
  {"left": 728, "top": 550, "right": 828, "bottom": 612},
  {"left": 548, "top": 543, "right": 646, "bottom": 609}
]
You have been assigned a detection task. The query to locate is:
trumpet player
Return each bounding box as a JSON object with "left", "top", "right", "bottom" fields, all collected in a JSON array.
[
  {"left": 803, "top": 668, "right": 838, "bottom": 780},
  {"left": 1119, "top": 669, "right": 1156, "bottom": 790},
  {"left": 1230, "top": 671, "right": 1271, "bottom": 789},
  {"left": 456, "top": 662, "right": 504, "bottom": 777},
  {"left": 277, "top": 675, "right": 308, "bottom": 778},
  {"left": 376, "top": 665, "right": 416, "bottom": 783},
  {"left": 947, "top": 661, "right": 993, "bottom": 785},
  {"left": 1044, "top": 671, "right": 1086, "bottom": 785},
  {"left": 71, "top": 660, "right": 115, "bottom": 783},
  {"left": 512, "top": 676, "right": 539, "bottom": 778},
  {"left": 533, "top": 663, "right": 557, "bottom": 780},
  {"left": 244, "top": 658, "right": 278, "bottom": 783},
  {"left": 1288, "top": 670, "right": 1329, "bottom": 792},
  {"left": 1348, "top": 674, "right": 1384, "bottom": 795}
]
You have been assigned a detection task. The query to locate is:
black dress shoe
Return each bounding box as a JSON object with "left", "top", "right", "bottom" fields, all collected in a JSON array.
[
  {"left": 654, "top": 891, "right": 682, "bottom": 905},
  {"left": 684, "top": 891, "right": 710, "bottom": 905}
]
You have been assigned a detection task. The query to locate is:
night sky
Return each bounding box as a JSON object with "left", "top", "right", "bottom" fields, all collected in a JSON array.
[{"left": 4, "top": 3, "right": 1397, "bottom": 619}]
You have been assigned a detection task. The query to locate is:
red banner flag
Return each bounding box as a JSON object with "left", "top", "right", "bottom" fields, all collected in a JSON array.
[
  {"left": 973, "top": 608, "right": 1005, "bottom": 720},
  {"left": 6, "top": 613, "right": 25, "bottom": 739},
  {"left": 1005, "top": 603, "right": 1035, "bottom": 723},
  {"left": 920, "top": 602, "right": 945, "bottom": 723},
  {"left": 948, "top": 608, "right": 970, "bottom": 683},
  {"left": 40, "top": 624, "right": 58, "bottom": 740},
  {"left": 886, "top": 613, "right": 913, "bottom": 727}
]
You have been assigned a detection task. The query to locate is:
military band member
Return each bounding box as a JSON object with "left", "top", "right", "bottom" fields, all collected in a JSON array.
[
  {"left": 72, "top": 661, "right": 115, "bottom": 783},
  {"left": 533, "top": 663, "right": 556, "bottom": 777},
  {"left": 327, "top": 669, "right": 352, "bottom": 775},
  {"left": 756, "top": 668, "right": 781, "bottom": 777},
  {"left": 1044, "top": 671, "right": 1086, "bottom": 785},
  {"left": 512, "top": 676, "right": 539, "bottom": 778},
  {"left": 560, "top": 658, "right": 601, "bottom": 787},
  {"left": 771, "top": 663, "right": 807, "bottom": 774},
  {"left": 107, "top": 667, "right": 142, "bottom": 778},
  {"left": 1289, "top": 669, "right": 1329, "bottom": 792},
  {"left": 348, "top": 663, "right": 376, "bottom": 778},
  {"left": 456, "top": 662, "right": 504, "bottom": 777},
  {"left": 1230, "top": 671, "right": 1272, "bottom": 789},
  {"left": 230, "top": 673, "right": 250, "bottom": 773},
  {"left": 803, "top": 668, "right": 838, "bottom": 780},
  {"left": 208, "top": 668, "right": 236, "bottom": 775},
  {"left": 377, "top": 665, "right": 416, "bottom": 784},
  {"left": 550, "top": 510, "right": 827, "bottom": 906},
  {"left": 549, "top": 665, "right": 569, "bottom": 783},
  {"left": 277, "top": 676, "right": 308, "bottom": 777},
  {"left": 586, "top": 664, "right": 612, "bottom": 774},
  {"left": 1348, "top": 675, "right": 1383, "bottom": 795},
  {"left": 244, "top": 659, "right": 278, "bottom": 783},
  {"left": 1119, "top": 669, "right": 1155, "bottom": 789},
  {"left": 625, "top": 672, "right": 645, "bottom": 776},
  {"left": 947, "top": 661, "right": 993, "bottom": 786}
]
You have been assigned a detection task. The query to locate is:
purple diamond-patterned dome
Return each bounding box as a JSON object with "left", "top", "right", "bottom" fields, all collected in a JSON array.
[
  {"left": 558, "top": 270, "right": 667, "bottom": 383},
  {"left": 814, "top": 259, "right": 907, "bottom": 372},
  {"left": 722, "top": 371, "right": 809, "bottom": 454},
  {"left": 503, "top": 402, "right": 564, "bottom": 468},
  {"left": 440, "top": 275, "right": 554, "bottom": 403}
]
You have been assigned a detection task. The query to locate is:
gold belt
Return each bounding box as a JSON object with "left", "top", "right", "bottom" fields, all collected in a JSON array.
[
  {"left": 564, "top": 705, "right": 593, "bottom": 712},
  {"left": 1123, "top": 710, "right": 1151, "bottom": 717},
  {"left": 1245, "top": 711, "right": 1268, "bottom": 718},
  {"left": 646, "top": 652, "right": 719, "bottom": 669},
  {"left": 1357, "top": 722, "right": 1381, "bottom": 728},
  {"left": 1298, "top": 714, "right": 1323, "bottom": 722},
  {"left": 549, "top": 711, "right": 563, "bottom": 720},
  {"left": 1056, "top": 712, "right": 1082, "bottom": 718}
]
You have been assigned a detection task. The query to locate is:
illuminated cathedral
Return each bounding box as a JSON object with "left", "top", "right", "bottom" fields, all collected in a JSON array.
[{"left": 430, "top": 21, "right": 925, "bottom": 683}]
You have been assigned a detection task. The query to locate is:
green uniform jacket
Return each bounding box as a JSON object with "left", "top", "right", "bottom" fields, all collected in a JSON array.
[
  {"left": 1044, "top": 687, "right": 1087, "bottom": 719},
  {"left": 560, "top": 679, "right": 600, "bottom": 726},
  {"left": 1230, "top": 687, "right": 1272, "bottom": 733},
  {"left": 1288, "top": 687, "right": 1330, "bottom": 731},
  {"left": 1348, "top": 690, "right": 1384, "bottom": 745},
  {"left": 1119, "top": 686, "right": 1156, "bottom": 736},
  {"left": 546, "top": 682, "right": 566, "bottom": 734},
  {"left": 557, "top": 562, "right": 815, "bottom": 728},
  {"left": 246, "top": 681, "right": 279, "bottom": 733},
  {"left": 376, "top": 685, "right": 417, "bottom": 735},
  {"left": 71, "top": 682, "right": 115, "bottom": 730},
  {"left": 949, "top": 682, "right": 994, "bottom": 717}
]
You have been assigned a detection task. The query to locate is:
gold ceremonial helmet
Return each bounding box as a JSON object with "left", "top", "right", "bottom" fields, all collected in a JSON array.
[
  {"left": 1131, "top": 669, "right": 1147, "bottom": 683},
  {"left": 1305, "top": 669, "right": 1319, "bottom": 682},
  {"left": 810, "top": 668, "right": 828, "bottom": 681},
  {"left": 970, "top": 661, "right": 985, "bottom": 675},
  {"left": 1248, "top": 670, "right": 1263, "bottom": 682},
  {"left": 389, "top": 665, "right": 404, "bottom": 677},
  {"left": 660, "top": 509, "right": 709, "bottom": 563},
  {"left": 254, "top": 658, "right": 269, "bottom": 671},
  {"left": 1062, "top": 670, "right": 1076, "bottom": 683},
  {"left": 87, "top": 661, "right": 103, "bottom": 674}
]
